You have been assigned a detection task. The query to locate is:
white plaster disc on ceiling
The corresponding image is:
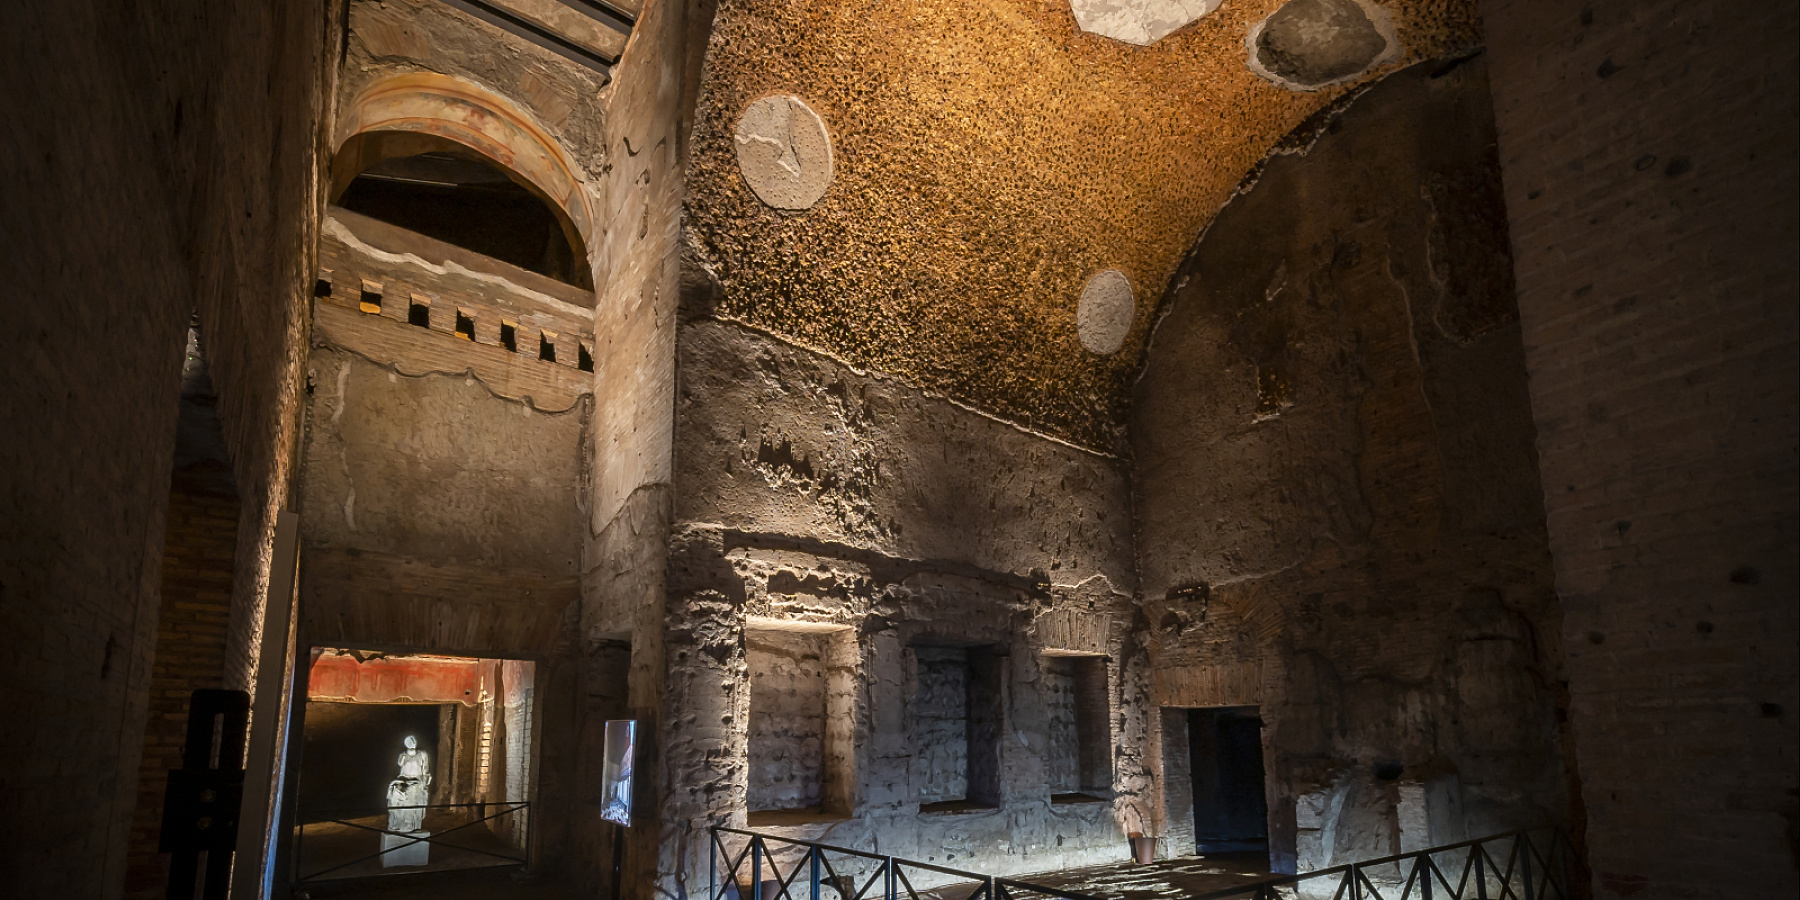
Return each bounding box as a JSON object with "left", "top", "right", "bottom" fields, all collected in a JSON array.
[
  {"left": 735, "top": 95, "right": 834, "bottom": 211},
  {"left": 1078, "top": 269, "right": 1135, "bottom": 355},
  {"left": 1069, "top": 0, "right": 1222, "bottom": 47}
]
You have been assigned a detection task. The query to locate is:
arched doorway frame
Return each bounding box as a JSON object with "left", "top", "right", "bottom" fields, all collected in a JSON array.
[{"left": 332, "top": 73, "right": 598, "bottom": 283}]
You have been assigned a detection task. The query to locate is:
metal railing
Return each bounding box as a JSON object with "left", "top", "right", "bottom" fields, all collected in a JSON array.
[
  {"left": 710, "top": 826, "right": 1104, "bottom": 900},
  {"left": 711, "top": 826, "right": 1579, "bottom": 900},
  {"left": 1191, "top": 828, "right": 1579, "bottom": 900},
  {"left": 293, "top": 800, "right": 530, "bottom": 883}
]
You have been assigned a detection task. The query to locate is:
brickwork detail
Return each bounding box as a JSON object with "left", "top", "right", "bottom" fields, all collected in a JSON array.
[
  {"left": 122, "top": 486, "right": 240, "bottom": 900},
  {"left": 1480, "top": 2, "right": 1800, "bottom": 896}
]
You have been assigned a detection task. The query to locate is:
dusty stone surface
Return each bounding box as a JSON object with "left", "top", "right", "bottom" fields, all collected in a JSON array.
[
  {"left": 1249, "top": 0, "right": 1396, "bottom": 90},
  {"left": 687, "top": 0, "right": 1476, "bottom": 450},
  {"left": 734, "top": 95, "right": 834, "bottom": 210},
  {"left": 1135, "top": 60, "right": 1571, "bottom": 873},
  {"left": 1068, "top": 0, "right": 1221, "bottom": 47},
  {"left": 1078, "top": 269, "right": 1136, "bottom": 355},
  {"left": 658, "top": 312, "right": 1152, "bottom": 882}
]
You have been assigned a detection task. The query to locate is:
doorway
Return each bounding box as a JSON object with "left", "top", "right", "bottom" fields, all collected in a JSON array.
[
  {"left": 291, "top": 650, "right": 537, "bottom": 884},
  {"left": 1189, "top": 706, "right": 1269, "bottom": 854}
]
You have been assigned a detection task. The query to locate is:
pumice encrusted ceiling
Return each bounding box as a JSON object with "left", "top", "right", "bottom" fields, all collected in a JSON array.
[{"left": 686, "top": 0, "right": 1483, "bottom": 452}]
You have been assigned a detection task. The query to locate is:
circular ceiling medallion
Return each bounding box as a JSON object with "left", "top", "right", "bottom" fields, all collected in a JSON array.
[
  {"left": 1078, "top": 270, "right": 1135, "bottom": 355},
  {"left": 1248, "top": 0, "right": 1397, "bottom": 91},
  {"left": 734, "top": 94, "right": 834, "bottom": 211}
]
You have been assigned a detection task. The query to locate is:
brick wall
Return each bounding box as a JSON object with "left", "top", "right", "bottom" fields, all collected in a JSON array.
[
  {"left": 121, "top": 484, "right": 240, "bottom": 900},
  {"left": 0, "top": 2, "right": 331, "bottom": 892},
  {"left": 1480, "top": 2, "right": 1800, "bottom": 896}
]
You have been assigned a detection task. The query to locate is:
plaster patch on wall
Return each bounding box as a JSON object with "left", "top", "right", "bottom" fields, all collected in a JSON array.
[
  {"left": 1077, "top": 270, "right": 1135, "bottom": 355},
  {"left": 1068, "top": 0, "right": 1221, "bottom": 46},
  {"left": 735, "top": 95, "right": 834, "bottom": 211},
  {"left": 1247, "top": 0, "right": 1400, "bottom": 91}
]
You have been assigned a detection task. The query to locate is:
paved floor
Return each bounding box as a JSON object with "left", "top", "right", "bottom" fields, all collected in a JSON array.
[{"left": 1013, "top": 852, "right": 1272, "bottom": 899}]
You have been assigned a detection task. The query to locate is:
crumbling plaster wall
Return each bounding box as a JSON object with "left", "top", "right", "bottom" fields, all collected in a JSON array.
[
  {"left": 574, "top": 0, "right": 717, "bottom": 892},
  {"left": 1134, "top": 59, "right": 1572, "bottom": 874},
  {"left": 660, "top": 307, "right": 1150, "bottom": 883},
  {"left": 1478, "top": 1, "right": 1800, "bottom": 896},
  {"left": 685, "top": 0, "right": 1489, "bottom": 451},
  {"left": 0, "top": 1, "right": 335, "bottom": 893}
]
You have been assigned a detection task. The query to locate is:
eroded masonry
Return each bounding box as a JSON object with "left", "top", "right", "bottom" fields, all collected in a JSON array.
[{"left": 3, "top": 1, "right": 1794, "bottom": 900}]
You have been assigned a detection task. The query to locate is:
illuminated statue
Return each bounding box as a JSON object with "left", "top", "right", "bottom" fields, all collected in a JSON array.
[{"left": 385, "top": 735, "right": 432, "bottom": 833}]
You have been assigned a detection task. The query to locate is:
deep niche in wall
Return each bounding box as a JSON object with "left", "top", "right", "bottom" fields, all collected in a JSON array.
[
  {"left": 912, "top": 643, "right": 1006, "bottom": 813},
  {"left": 746, "top": 620, "right": 857, "bottom": 824}
]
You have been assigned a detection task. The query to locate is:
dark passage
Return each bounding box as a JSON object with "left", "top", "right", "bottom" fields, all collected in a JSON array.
[
  {"left": 338, "top": 151, "right": 589, "bottom": 288},
  {"left": 299, "top": 701, "right": 446, "bottom": 821},
  {"left": 1189, "top": 706, "right": 1269, "bottom": 853}
]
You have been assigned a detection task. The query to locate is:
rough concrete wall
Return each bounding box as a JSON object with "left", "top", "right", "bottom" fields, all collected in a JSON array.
[
  {"left": 1135, "top": 58, "right": 1571, "bottom": 875},
  {"left": 662, "top": 311, "right": 1147, "bottom": 883},
  {"left": 0, "top": 1, "right": 332, "bottom": 893},
  {"left": 1478, "top": 1, "right": 1800, "bottom": 896},
  {"left": 297, "top": 331, "right": 586, "bottom": 649},
  {"left": 570, "top": 0, "right": 715, "bottom": 893},
  {"left": 747, "top": 630, "right": 830, "bottom": 811},
  {"left": 1045, "top": 659, "right": 1081, "bottom": 794},
  {"left": 914, "top": 648, "right": 973, "bottom": 804}
]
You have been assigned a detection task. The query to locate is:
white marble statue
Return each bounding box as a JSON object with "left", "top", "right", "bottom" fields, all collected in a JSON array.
[{"left": 385, "top": 735, "right": 432, "bottom": 834}]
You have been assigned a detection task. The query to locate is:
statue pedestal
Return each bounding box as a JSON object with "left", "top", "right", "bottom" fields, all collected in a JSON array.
[{"left": 380, "top": 831, "right": 430, "bottom": 868}]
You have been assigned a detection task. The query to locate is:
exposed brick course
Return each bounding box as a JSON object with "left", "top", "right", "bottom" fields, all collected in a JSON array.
[{"left": 1481, "top": 1, "right": 1800, "bottom": 896}]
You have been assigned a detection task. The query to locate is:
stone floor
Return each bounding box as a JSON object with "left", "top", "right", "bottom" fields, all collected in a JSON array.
[
  {"left": 905, "top": 852, "right": 1273, "bottom": 900},
  {"left": 1013, "top": 852, "right": 1273, "bottom": 899},
  {"left": 291, "top": 808, "right": 531, "bottom": 886}
]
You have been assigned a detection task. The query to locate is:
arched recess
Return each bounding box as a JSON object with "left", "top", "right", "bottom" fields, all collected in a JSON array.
[{"left": 333, "top": 73, "right": 597, "bottom": 289}]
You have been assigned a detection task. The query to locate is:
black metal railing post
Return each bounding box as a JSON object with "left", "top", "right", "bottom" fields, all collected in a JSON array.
[
  {"left": 1520, "top": 832, "right": 1538, "bottom": 900},
  {"left": 811, "top": 845, "right": 822, "bottom": 900},
  {"left": 753, "top": 837, "right": 764, "bottom": 900}
]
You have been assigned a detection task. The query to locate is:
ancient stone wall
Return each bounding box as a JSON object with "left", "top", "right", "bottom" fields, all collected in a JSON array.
[
  {"left": 1479, "top": 1, "right": 1800, "bottom": 896},
  {"left": 572, "top": 0, "right": 705, "bottom": 887},
  {"left": 661, "top": 310, "right": 1148, "bottom": 883},
  {"left": 1135, "top": 58, "right": 1571, "bottom": 874},
  {"left": 747, "top": 628, "right": 831, "bottom": 812},
  {"left": 0, "top": 1, "right": 333, "bottom": 892}
]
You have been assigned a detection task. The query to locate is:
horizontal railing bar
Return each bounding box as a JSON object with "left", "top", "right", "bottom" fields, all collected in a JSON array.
[
  {"left": 713, "top": 825, "right": 1570, "bottom": 900},
  {"left": 710, "top": 827, "right": 1107, "bottom": 900},
  {"left": 299, "top": 801, "right": 528, "bottom": 815},
  {"left": 1186, "top": 828, "right": 1573, "bottom": 900}
]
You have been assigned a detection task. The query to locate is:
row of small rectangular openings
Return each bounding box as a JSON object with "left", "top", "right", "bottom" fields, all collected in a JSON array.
[
  {"left": 743, "top": 629, "right": 1113, "bottom": 825},
  {"left": 320, "top": 275, "right": 595, "bottom": 372}
]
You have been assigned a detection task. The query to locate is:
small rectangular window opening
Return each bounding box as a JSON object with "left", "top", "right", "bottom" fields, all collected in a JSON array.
[
  {"left": 408, "top": 296, "right": 431, "bottom": 328},
  {"left": 500, "top": 320, "right": 518, "bottom": 352},
  {"left": 538, "top": 331, "right": 557, "bottom": 363},
  {"left": 313, "top": 277, "right": 333, "bottom": 299},
  {"left": 455, "top": 310, "right": 476, "bottom": 341},
  {"left": 359, "top": 280, "right": 383, "bottom": 315},
  {"left": 577, "top": 342, "right": 594, "bottom": 373}
]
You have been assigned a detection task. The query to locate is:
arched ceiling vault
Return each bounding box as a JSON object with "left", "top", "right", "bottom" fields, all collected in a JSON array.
[{"left": 685, "top": 0, "right": 1483, "bottom": 453}]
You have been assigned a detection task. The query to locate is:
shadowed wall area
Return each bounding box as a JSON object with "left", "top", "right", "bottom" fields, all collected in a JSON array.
[
  {"left": 0, "top": 1, "right": 1792, "bottom": 897},
  {"left": 1136, "top": 57, "right": 1572, "bottom": 873}
]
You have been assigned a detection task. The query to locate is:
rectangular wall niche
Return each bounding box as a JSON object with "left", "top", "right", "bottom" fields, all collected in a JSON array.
[
  {"left": 1044, "top": 654, "right": 1111, "bottom": 799},
  {"left": 913, "top": 644, "right": 1004, "bottom": 811},
  {"left": 746, "top": 620, "right": 856, "bottom": 823}
]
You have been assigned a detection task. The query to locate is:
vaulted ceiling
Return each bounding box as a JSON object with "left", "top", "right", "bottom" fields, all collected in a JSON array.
[{"left": 684, "top": 0, "right": 1483, "bottom": 452}]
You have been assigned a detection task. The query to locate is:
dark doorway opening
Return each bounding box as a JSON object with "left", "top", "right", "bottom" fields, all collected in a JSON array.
[
  {"left": 337, "top": 151, "right": 589, "bottom": 288},
  {"left": 1190, "top": 706, "right": 1269, "bottom": 853},
  {"left": 299, "top": 702, "right": 446, "bottom": 822}
]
